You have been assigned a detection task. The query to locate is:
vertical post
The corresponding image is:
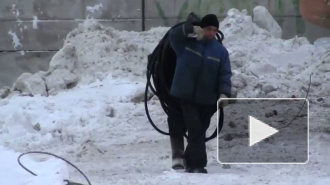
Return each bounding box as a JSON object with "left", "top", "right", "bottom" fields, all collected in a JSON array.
[
  {"left": 82, "top": 0, "right": 86, "bottom": 18},
  {"left": 142, "top": 0, "right": 146, "bottom": 31}
]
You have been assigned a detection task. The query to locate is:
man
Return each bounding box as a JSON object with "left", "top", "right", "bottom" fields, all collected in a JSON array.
[{"left": 167, "top": 14, "right": 232, "bottom": 173}]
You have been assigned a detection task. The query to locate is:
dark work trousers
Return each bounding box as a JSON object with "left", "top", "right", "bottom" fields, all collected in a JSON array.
[
  {"left": 167, "top": 97, "right": 186, "bottom": 139},
  {"left": 168, "top": 97, "right": 214, "bottom": 168}
]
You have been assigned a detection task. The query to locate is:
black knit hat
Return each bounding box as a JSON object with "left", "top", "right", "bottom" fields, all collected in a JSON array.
[{"left": 200, "top": 14, "right": 219, "bottom": 28}]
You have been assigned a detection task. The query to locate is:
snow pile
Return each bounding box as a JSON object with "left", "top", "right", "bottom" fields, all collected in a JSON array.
[
  {"left": 0, "top": 76, "right": 149, "bottom": 152},
  {"left": 14, "top": 73, "right": 47, "bottom": 96},
  {"left": 5, "top": 6, "right": 329, "bottom": 100},
  {"left": 7, "top": 20, "right": 168, "bottom": 97},
  {"left": 1, "top": 6, "right": 328, "bottom": 147},
  {"left": 0, "top": 147, "right": 68, "bottom": 185},
  {"left": 220, "top": 8, "right": 330, "bottom": 98},
  {"left": 253, "top": 6, "right": 282, "bottom": 38},
  {"left": 314, "top": 37, "right": 330, "bottom": 49}
]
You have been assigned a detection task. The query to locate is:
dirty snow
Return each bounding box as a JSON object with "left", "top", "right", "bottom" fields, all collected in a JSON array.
[
  {"left": 0, "top": 6, "right": 330, "bottom": 185},
  {"left": 314, "top": 37, "right": 330, "bottom": 49},
  {"left": 0, "top": 147, "right": 68, "bottom": 185},
  {"left": 13, "top": 73, "right": 47, "bottom": 96}
]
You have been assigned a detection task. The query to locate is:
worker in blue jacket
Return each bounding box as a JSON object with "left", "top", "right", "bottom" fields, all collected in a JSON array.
[{"left": 167, "top": 14, "right": 232, "bottom": 173}]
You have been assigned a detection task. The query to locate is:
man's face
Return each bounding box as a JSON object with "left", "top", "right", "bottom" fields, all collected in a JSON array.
[{"left": 203, "top": 26, "right": 218, "bottom": 40}]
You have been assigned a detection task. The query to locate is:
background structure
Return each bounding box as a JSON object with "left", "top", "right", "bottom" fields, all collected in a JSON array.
[{"left": 0, "top": 0, "right": 329, "bottom": 87}]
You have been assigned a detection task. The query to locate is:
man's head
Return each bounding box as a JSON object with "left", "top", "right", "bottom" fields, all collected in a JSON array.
[{"left": 200, "top": 14, "right": 219, "bottom": 40}]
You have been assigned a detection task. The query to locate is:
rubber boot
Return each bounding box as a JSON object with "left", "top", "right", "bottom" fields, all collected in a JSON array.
[{"left": 170, "top": 137, "right": 185, "bottom": 170}]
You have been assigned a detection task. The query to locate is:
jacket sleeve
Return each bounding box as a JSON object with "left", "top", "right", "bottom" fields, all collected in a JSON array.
[
  {"left": 168, "top": 23, "right": 195, "bottom": 55},
  {"left": 217, "top": 48, "right": 232, "bottom": 98}
]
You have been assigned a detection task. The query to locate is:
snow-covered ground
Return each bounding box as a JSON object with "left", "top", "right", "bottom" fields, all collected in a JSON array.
[
  {"left": 0, "top": 7, "right": 329, "bottom": 185},
  {"left": 0, "top": 147, "right": 68, "bottom": 185}
]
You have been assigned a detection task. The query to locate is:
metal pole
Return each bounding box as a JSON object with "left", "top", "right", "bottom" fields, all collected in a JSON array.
[{"left": 142, "top": 0, "right": 146, "bottom": 31}]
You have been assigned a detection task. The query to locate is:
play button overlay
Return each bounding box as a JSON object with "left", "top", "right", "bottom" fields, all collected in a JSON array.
[
  {"left": 249, "top": 116, "right": 279, "bottom": 147},
  {"left": 217, "top": 98, "right": 309, "bottom": 164}
]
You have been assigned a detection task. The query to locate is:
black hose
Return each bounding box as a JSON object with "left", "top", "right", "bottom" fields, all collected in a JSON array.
[
  {"left": 144, "top": 83, "right": 169, "bottom": 135},
  {"left": 145, "top": 16, "right": 225, "bottom": 142},
  {"left": 18, "top": 151, "right": 91, "bottom": 185}
]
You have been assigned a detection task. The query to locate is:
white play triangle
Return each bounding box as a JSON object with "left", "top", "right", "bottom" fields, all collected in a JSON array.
[{"left": 249, "top": 116, "right": 279, "bottom": 147}]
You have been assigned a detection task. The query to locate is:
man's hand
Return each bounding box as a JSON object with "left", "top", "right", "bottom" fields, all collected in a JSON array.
[
  {"left": 193, "top": 26, "right": 204, "bottom": 40},
  {"left": 218, "top": 94, "right": 229, "bottom": 108}
]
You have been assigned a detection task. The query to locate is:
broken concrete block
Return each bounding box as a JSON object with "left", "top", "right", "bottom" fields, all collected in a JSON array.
[{"left": 0, "top": 86, "right": 10, "bottom": 99}]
